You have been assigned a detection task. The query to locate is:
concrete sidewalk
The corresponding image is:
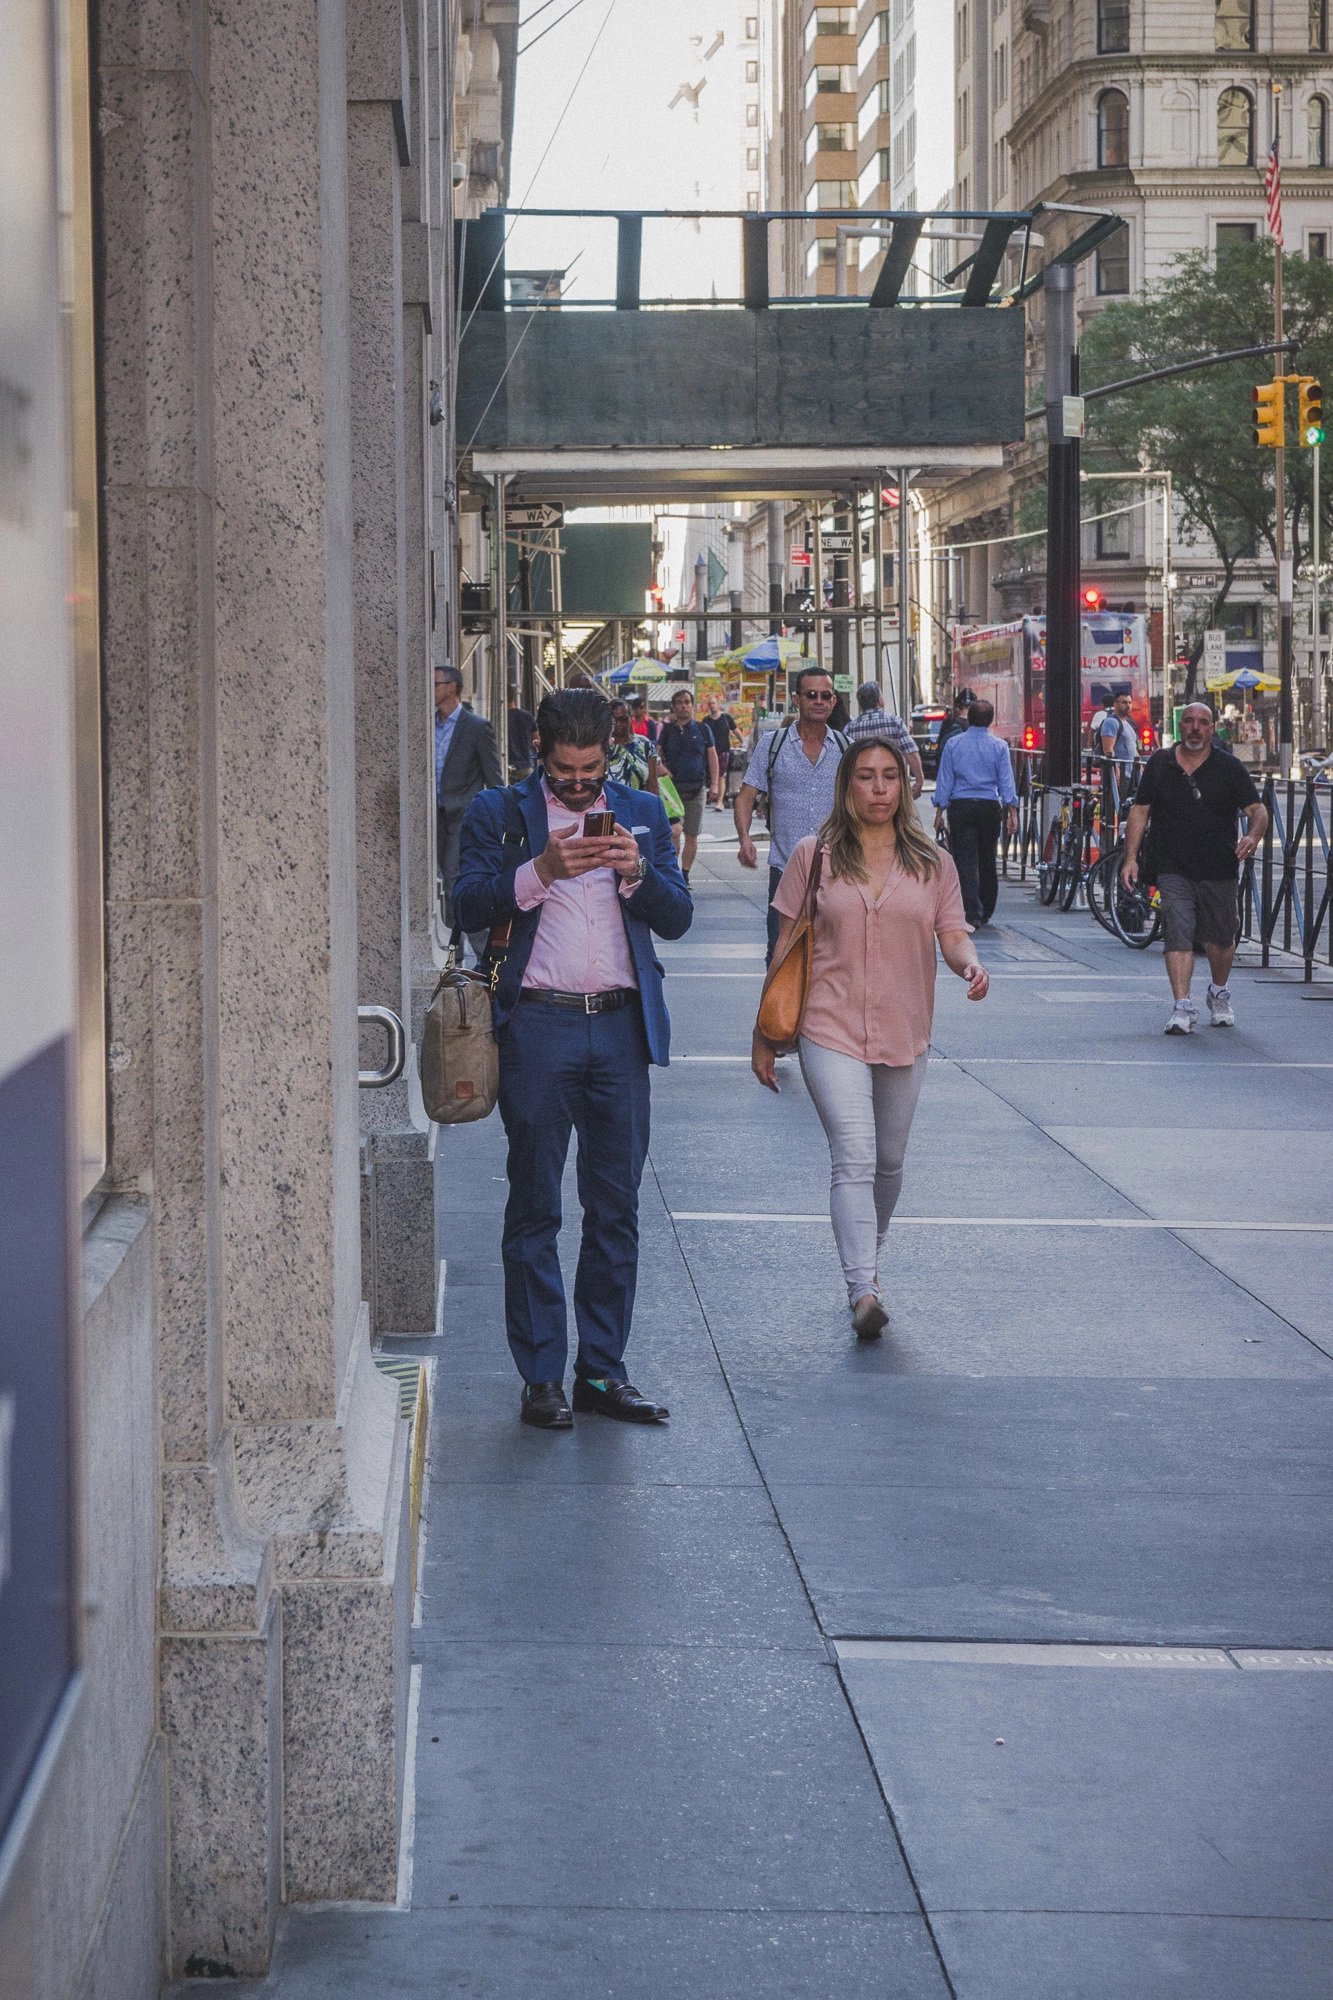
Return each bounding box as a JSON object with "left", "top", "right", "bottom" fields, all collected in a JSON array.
[{"left": 193, "top": 844, "right": 1333, "bottom": 1998}]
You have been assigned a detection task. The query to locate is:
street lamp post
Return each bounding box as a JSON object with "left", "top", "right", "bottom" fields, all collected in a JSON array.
[
  {"left": 1044, "top": 264, "right": 1081, "bottom": 789},
  {"left": 767, "top": 501, "right": 784, "bottom": 636}
]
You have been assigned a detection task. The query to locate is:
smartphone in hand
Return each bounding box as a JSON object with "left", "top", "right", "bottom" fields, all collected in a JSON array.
[{"left": 581, "top": 810, "right": 616, "bottom": 837}]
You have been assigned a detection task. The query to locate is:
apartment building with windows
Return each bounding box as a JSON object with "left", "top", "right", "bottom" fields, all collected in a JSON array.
[
  {"left": 854, "top": 0, "right": 953, "bottom": 294},
  {"left": 930, "top": 0, "right": 1333, "bottom": 681}
]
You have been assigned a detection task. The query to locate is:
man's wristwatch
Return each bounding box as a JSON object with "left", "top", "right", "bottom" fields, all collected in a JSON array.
[{"left": 627, "top": 852, "right": 648, "bottom": 884}]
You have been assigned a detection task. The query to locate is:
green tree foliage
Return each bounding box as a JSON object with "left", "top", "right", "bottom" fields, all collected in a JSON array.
[{"left": 1078, "top": 242, "right": 1333, "bottom": 688}]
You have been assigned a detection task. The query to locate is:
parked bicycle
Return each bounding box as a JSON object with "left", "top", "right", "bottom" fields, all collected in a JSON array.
[
  {"left": 1037, "top": 783, "right": 1102, "bottom": 911},
  {"left": 1089, "top": 838, "right": 1163, "bottom": 948}
]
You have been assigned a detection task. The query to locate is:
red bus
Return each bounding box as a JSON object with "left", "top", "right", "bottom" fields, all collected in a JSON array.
[{"left": 950, "top": 613, "right": 1151, "bottom": 757}]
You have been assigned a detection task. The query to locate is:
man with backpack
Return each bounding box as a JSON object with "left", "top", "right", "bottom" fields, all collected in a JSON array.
[
  {"left": 734, "top": 664, "right": 849, "bottom": 963},
  {"left": 657, "top": 685, "right": 718, "bottom": 886}
]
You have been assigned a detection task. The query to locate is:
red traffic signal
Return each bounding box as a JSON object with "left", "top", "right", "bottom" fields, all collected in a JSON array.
[{"left": 1082, "top": 587, "right": 1103, "bottom": 610}]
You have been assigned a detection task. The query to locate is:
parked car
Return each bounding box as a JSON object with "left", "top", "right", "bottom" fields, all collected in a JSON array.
[{"left": 910, "top": 705, "right": 949, "bottom": 777}]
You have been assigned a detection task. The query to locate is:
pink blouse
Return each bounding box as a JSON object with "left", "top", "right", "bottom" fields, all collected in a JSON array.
[{"left": 771, "top": 836, "right": 969, "bottom": 1066}]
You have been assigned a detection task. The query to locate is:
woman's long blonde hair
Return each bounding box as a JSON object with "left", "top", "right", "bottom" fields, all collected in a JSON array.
[{"left": 820, "top": 737, "right": 941, "bottom": 883}]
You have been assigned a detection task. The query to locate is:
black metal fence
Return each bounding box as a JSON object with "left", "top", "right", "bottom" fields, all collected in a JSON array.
[
  {"left": 1241, "top": 777, "right": 1332, "bottom": 979},
  {"left": 995, "top": 752, "right": 1333, "bottom": 979}
]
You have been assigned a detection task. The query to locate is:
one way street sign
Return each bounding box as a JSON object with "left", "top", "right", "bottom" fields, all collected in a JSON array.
[{"left": 506, "top": 503, "right": 564, "bottom": 530}]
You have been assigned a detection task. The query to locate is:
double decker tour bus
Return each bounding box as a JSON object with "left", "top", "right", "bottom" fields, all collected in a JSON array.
[{"left": 950, "top": 612, "right": 1151, "bottom": 760}]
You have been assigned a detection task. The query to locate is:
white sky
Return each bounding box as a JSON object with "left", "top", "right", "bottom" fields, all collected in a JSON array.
[{"left": 505, "top": 0, "right": 749, "bottom": 304}]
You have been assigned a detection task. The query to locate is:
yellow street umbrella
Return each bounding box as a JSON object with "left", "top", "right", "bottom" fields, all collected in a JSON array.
[{"left": 1205, "top": 668, "right": 1281, "bottom": 693}]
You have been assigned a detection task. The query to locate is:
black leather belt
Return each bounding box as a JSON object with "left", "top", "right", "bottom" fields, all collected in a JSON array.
[{"left": 519, "top": 986, "right": 638, "bottom": 1014}]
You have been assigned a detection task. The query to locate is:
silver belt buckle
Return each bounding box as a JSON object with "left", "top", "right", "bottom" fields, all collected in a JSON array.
[{"left": 584, "top": 992, "right": 596, "bottom": 1014}]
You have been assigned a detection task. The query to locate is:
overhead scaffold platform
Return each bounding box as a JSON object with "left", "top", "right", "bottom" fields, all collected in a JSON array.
[{"left": 452, "top": 201, "right": 1123, "bottom": 736}]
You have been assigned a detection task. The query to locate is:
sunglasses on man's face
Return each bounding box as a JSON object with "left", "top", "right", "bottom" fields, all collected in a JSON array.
[{"left": 801, "top": 689, "right": 835, "bottom": 702}]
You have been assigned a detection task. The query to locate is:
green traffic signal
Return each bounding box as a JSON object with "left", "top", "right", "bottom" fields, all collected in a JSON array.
[{"left": 1298, "top": 378, "right": 1323, "bottom": 448}]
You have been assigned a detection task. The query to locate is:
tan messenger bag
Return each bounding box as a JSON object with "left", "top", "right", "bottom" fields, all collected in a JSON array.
[{"left": 420, "top": 920, "right": 511, "bottom": 1124}]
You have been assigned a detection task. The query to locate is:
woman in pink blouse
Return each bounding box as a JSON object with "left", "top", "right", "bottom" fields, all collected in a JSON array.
[{"left": 752, "top": 739, "right": 989, "bottom": 1339}]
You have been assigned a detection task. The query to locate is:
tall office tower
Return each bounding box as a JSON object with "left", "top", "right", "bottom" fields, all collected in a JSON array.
[{"left": 855, "top": 0, "right": 954, "bottom": 294}]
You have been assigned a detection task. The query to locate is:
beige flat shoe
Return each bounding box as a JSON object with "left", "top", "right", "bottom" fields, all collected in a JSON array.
[{"left": 852, "top": 1293, "right": 888, "bottom": 1340}]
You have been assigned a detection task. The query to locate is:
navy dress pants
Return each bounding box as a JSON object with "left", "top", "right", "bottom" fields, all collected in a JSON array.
[
  {"left": 497, "top": 995, "right": 651, "bottom": 1385},
  {"left": 945, "top": 799, "right": 1002, "bottom": 927}
]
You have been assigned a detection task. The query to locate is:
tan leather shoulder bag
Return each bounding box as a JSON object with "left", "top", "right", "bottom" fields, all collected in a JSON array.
[
  {"left": 420, "top": 920, "right": 511, "bottom": 1124},
  {"left": 754, "top": 844, "right": 824, "bottom": 1055}
]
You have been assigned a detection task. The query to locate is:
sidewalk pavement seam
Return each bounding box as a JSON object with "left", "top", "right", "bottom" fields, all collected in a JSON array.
[
  {"left": 642, "top": 1145, "right": 962, "bottom": 2000},
  {"left": 928, "top": 1049, "right": 1333, "bottom": 1368}
]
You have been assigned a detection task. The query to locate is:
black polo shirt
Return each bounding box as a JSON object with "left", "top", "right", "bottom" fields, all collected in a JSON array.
[{"left": 1135, "top": 746, "right": 1260, "bottom": 882}]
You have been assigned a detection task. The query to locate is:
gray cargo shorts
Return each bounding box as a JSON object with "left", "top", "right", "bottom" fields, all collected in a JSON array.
[{"left": 1157, "top": 873, "right": 1240, "bottom": 954}]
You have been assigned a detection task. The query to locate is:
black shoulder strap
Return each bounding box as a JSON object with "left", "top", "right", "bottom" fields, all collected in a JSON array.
[
  {"left": 766, "top": 721, "right": 792, "bottom": 789},
  {"left": 499, "top": 782, "right": 529, "bottom": 856}
]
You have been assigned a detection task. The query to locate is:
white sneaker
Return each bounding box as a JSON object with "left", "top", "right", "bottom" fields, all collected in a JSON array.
[
  {"left": 1165, "top": 999, "right": 1196, "bottom": 1035},
  {"left": 1207, "top": 985, "right": 1235, "bottom": 1026}
]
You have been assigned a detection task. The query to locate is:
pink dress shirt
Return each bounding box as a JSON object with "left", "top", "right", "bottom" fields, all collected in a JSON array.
[
  {"left": 514, "top": 782, "right": 639, "bottom": 993},
  {"left": 772, "top": 836, "right": 968, "bottom": 1066}
]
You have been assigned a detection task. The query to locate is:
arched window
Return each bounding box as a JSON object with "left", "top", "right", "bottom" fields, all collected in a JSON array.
[
  {"left": 1308, "top": 95, "right": 1328, "bottom": 167},
  {"left": 1098, "top": 88, "right": 1129, "bottom": 168},
  {"left": 1217, "top": 87, "right": 1254, "bottom": 166}
]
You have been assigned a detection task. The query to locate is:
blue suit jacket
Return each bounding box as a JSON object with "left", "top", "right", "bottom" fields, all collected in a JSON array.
[{"left": 453, "top": 772, "right": 693, "bottom": 1065}]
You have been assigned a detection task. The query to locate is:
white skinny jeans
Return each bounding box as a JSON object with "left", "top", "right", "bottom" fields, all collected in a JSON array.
[{"left": 797, "top": 1038, "right": 929, "bottom": 1304}]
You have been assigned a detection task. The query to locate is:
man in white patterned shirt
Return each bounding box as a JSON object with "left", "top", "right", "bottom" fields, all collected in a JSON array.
[{"left": 844, "top": 682, "right": 924, "bottom": 798}]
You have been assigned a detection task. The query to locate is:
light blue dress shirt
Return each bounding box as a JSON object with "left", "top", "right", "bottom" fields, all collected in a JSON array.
[
  {"left": 435, "top": 706, "right": 460, "bottom": 799},
  {"left": 933, "top": 725, "right": 1019, "bottom": 808}
]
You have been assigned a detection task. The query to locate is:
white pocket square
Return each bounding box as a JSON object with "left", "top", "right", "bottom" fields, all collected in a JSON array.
[{"left": 631, "top": 825, "right": 649, "bottom": 835}]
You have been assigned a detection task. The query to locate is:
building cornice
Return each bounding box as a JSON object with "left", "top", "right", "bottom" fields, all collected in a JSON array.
[
  {"left": 1008, "top": 51, "right": 1333, "bottom": 152},
  {"left": 1022, "top": 163, "right": 1333, "bottom": 212}
]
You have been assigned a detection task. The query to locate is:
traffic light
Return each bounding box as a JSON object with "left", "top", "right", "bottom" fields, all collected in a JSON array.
[
  {"left": 1299, "top": 377, "right": 1325, "bottom": 447},
  {"left": 1252, "top": 379, "right": 1285, "bottom": 448},
  {"left": 1082, "top": 586, "right": 1103, "bottom": 610}
]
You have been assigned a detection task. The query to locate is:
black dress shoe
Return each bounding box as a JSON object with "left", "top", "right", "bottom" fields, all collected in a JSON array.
[
  {"left": 572, "top": 1378, "right": 669, "bottom": 1424},
  {"left": 520, "top": 1380, "right": 573, "bottom": 1430}
]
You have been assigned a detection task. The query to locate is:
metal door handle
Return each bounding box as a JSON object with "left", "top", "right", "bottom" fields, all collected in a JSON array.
[{"left": 358, "top": 1006, "right": 406, "bottom": 1087}]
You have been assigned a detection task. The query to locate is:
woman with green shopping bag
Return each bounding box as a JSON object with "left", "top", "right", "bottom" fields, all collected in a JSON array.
[{"left": 608, "top": 699, "right": 686, "bottom": 856}]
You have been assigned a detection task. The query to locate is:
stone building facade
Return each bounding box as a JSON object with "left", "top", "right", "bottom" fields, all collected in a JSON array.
[
  {"left": 0, "top": 0, "right": 512, "bottom": 1987},
  {"left": 933, "top": 0, "right": 1333, "bottom": 685}
]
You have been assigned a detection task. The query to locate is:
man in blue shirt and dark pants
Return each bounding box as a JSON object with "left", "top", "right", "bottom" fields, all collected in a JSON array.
[{"left": 932, "top": 697, "right": 1019, "bottom": 929}]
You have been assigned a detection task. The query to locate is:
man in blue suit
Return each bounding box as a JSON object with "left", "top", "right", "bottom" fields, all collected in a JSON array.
[{"left": 454, "top": 688, "right": 693, "bottom": 1431}]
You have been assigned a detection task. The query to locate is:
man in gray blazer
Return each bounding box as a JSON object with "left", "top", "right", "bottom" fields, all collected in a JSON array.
[{"left": 436, "top": 664, "right": 502, "bottom": 958}]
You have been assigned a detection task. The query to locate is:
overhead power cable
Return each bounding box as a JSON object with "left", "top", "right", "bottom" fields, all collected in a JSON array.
[
  {"left": 457, "top": 0, "right": 618, "bottom": 354},
  {"left": 518, "top": 0, "right": 589, "bottom": 57}
]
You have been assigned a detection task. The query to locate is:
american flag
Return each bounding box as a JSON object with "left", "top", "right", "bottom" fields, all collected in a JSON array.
[{"left": 1265, "top": 134, "right": 1284, "bottom": 248}]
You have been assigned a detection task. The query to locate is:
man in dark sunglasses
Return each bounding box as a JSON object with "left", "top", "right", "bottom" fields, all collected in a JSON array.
[
  {"left": 734, "top": 665, "right": 849, "bottom": 962},
  {"left": 1123, "top": 702, "right": 1267, "bottom": 1034}
]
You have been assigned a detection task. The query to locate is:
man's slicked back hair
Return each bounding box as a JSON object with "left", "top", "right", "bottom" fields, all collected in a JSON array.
[
  {"left": 967, "top": 699, "right": 995, "bottom": 727},
  {"left": 793, "top": 663, "right": 834, "bottom": 696},
  {"left": 537, "top": 687, "right": 613, "bottom": 758},
  {"left": 856, "top": 681, "right": 881, "bottom": 712}
]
